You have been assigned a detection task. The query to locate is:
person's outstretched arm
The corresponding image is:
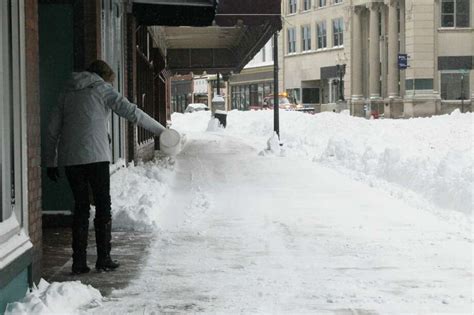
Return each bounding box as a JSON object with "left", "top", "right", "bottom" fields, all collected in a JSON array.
[{"left": 102, "top": 84, "right": 166, "bottom": 136}]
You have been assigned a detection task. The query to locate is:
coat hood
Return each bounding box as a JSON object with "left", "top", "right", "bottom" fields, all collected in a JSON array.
[{"left": 64, "top": 71, "right": 104, "bottom": 91}]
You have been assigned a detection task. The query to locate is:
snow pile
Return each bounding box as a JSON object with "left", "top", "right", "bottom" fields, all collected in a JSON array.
[
  {"left": 172, "top": 110, "right": 473, "bottom": 216},
  {"left": 206, "top": 117, "right": 222, "bottom": 132},
  {"left": 5, "top": 279, "right": 102, "bottom": 315},
  {"left": 171, "top": 110, "right": 213, "bottom": 134},
  {"left": 110, "top": 154, "right": 175, "bottom": 231},
  {"left": 259, "top": 132, "right": 283, "bottom": 156}
]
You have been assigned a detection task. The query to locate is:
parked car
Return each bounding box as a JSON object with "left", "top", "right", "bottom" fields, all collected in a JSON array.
[
  {"left": 263, "top": 93, "right": 304, "bottom": 111},
  {"left": 184, "top": 103, "right": 209, "bottom": 113}
]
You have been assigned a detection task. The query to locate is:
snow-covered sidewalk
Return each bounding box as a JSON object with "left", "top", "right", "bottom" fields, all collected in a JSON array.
[
  {"left": 95, "top": 132, "right": 471, "bottom": 314},
  {"left": 7, "top": 111, "right": 472, "bottom": 314}
]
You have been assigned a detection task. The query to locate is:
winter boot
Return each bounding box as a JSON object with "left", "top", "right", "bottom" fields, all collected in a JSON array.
[
  {"left": 95, "top": 219, "right": 120, "bottom": 271},
  {"left": 71, "top": 223, "right": 91, "bottom": 275}
]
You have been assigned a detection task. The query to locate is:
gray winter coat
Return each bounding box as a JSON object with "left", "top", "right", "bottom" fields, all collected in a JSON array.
[{"left": 44, "top": 71, "right": 166, "bottom": 167}]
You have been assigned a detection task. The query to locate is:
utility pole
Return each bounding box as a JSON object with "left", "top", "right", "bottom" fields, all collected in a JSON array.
[{"left": 273, "top": 32, "right": 280, "bottom": 138}]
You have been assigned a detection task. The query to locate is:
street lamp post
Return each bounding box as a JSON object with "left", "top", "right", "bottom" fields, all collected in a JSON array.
[
  {"left": 336, "top": 64, "right": 346, "bottom": 101},
  {"left": 216, "top": 72, "right": 220, "bottom": 96},
  {"left": 461, "top": 74, "right": 464, "bottom": 113},
  {"left": 273, "top": 32, "right": 280, "bottom": 138}
]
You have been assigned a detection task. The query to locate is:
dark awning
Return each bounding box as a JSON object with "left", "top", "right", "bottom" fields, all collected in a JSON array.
[
  {"left": 145, "top": 0, "right": 281, "bottom": 75},
  {"left": 133, "top": 0, "right": 216, "bottom": 26}
]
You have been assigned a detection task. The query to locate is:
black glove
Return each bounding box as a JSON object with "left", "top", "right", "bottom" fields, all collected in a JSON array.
[{"left": 47, "top": 167, "right": 60, "bottom": 182}]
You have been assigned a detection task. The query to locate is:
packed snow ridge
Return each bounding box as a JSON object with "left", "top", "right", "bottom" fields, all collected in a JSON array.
[{"left": 173, "top": 109, "right": 473, "bottom": 219}]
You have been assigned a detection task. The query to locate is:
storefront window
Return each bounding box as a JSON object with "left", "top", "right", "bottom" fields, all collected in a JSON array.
[
  {"left": 441, "top": 72, "right": 470, "bottom": 100},
  {"left": 302, "top": 88, "right": 320, "bottom": 104},
  {"left": 249, "top": 84, "right": 258, "bottom": 107},
  {"left": 1, "top": 0, "right": 23, "bottom": 223},
  {"left": 258, "top": 84, "right": 264, "bottom": 105},
  {"left": 1, "top": 0, "right": 12, "bottom": 222},
  {"left": 102, "top": 0, "right": 126, "bottom": 161},
  {"left": 286, "top": 88, "right": 301, "bottom": 103}
]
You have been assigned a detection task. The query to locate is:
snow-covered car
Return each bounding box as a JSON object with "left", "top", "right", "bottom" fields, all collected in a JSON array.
[{"left": 184, "top": 103, "right": 209, "bottom": 113}]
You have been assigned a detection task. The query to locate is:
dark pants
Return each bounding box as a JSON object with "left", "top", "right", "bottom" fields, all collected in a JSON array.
[
  {"left": 65, "top": 162, "right": 111, "bottom": 266},
  {"left": 65, "top": 161, "right": 111, "bottom": 225}
]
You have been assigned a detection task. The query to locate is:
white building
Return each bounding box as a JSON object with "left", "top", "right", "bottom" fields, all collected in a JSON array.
[{"left": 281, "top": 0, "right": 473, "bottom": 117}]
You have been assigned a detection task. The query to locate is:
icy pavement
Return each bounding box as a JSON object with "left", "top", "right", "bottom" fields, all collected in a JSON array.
[{"left": 87, "top": 132, "right": 472, "bottom": 314}]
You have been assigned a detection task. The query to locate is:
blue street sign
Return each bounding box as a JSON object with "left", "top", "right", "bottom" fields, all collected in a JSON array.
[{"left": 398, "top": 53, "right": 408, "bottom": 70}]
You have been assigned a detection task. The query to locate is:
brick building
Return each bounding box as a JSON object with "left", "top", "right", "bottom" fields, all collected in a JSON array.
[{"left": 0, "top": 0, "right": 281, "bottom": 312}]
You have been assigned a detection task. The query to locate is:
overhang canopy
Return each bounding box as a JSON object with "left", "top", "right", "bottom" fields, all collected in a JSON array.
[
  {"left": 134, "top": 0, "right": 281, "bottom": 75},
  {"left": 133, "top": 0, "right": 216, "bottom": 26}
]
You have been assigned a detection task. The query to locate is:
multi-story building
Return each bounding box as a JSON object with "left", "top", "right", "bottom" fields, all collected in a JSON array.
[
  {"left": 282, "top": 0, "right": 350, "bottom": 113},
  {"left": 281, "top": 0, "right": 473, "bottom": 117}
]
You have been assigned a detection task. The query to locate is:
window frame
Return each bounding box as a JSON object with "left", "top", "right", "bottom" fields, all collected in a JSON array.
[
  {"left": 317, "top": 21, "right": 327, "bottom": 49},
  {"left": 440, "top": 70, "right": 471, "bottom": 100},
  {"left": 441, "top": 0, "right": 471, "bottom": 28},
  {"left": 332, "top": 17, "right": 344, "bottom": 47},
  {"left": 303, "top": 0, "right": 312, "bottom": 11},
  {"left": 318, "top": 0, "right": 326, "bottom": 8},
  {"left": 301, "top": 25, "right": 312, "bottom": 51},
  {"left": 1, "top": 0, "right": 26, "bottom": 226},
  {"left": 287, "top": 27, "right": 297, "bottom": 54},
  {"left": 0, "top": 0, "right": 32, "bottom": 268},
  {"left": 101, "top": 0, "right": 126, "bottom": 164},
  {"left": 288, "top": 0, "right": 297, "bottom": 14}
]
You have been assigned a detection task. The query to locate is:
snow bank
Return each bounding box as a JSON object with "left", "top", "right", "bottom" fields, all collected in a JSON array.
[
  {"left": 109, "top": 154, "right": 175, "bottom": 231},
  {"left": 172, "top": 110, "right": 473, "bottom": 216},
  {"left": 5, "top": 279, "right": 101, "bottom": 315}
]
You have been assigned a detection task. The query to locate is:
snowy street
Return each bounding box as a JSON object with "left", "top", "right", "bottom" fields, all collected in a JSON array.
[{"left": 90, "top": 131, "right": 471, "bottom": 314}]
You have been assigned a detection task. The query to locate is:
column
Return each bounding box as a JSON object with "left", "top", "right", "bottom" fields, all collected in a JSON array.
[
  {"left": 369, "top": 3, "right": 380, "bottom": 99},
  {"left": 351, "top": 6, "right": 363, "bottom": 100},
  {"left": 387, "top": 0, "right": 399, "bottom": 98}
]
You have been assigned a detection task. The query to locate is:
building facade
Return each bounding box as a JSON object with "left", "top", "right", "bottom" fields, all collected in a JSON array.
[
  {"left": 1, "top": 1, "right": 281, "bottom": 311},
  {"left": 228, "top": 40, "right": 276, "bottom": 110},
  {"left": 281, "top": 0, "right": 473, "bottom": 117},
  {"left": 1, "top": 0, "right": 171, "bottom": 311},
  {"left": 282, "top": 0, "right": 350, "bottom": 113}
]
